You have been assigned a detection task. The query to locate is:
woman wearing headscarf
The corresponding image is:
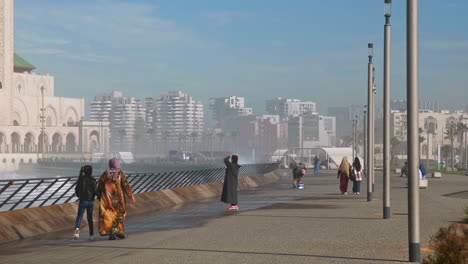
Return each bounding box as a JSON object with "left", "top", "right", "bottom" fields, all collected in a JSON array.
[
  {"left": 221, "top": 155, "right": 241, "bottom": 211},
  {"left": 352, "top": 157, "right": 363, "bottom": 195},
  {"left": 97, "top": 158, "right": 136, "bottom": 240},
  {"left": 337, "top": 157, "right": 350, "bottom": 195}
]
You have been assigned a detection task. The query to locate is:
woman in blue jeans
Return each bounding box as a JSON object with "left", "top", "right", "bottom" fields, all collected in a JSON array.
[{"left": 74, "top": 165, "right": 97, "bottom": 240}]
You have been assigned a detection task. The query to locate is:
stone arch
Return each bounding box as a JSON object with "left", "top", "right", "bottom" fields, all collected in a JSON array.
[
  {"left": 0, "top": 132, "right": 6, "bottom": 153},
  {"left": 45, "top": 105, "right": 58, "bottom": 127},
  {"left": 20, "top": 159, "right": 24, "bottom": 164},
  {"left": 52, "top": 133, "right": 63, "bottom": 153},
  {"left": 13, "top": 98, "right": 29, "bottom": 126},
  {"left": 11, "top": 132, "right": 21, "bottom": 153},
  {"left": 425, "top": 116, "right": 437, "bottom": 134},
  {"left": 64, "top": 107, "right": 79, "bottom": 126},
  {"left": 66, "top": 133, "right": 77, "bottom": 153},
  {"left": 89, "top": 130, "right": 100, "bottom": 152},
  {"left": 24, "top": 132, "right": 35, "bottom": 153},
  {"left": 446, "top": 116, "right": 457, "bottom": 128},
  {"left": 11, "top": 112, "right": 22, "bottom": 126},
  {"left": 38, "top": 132, "right": 50, "bottom": 153},
  {"left": 28, "top": 158, "right": 33, "bottom": 163}
]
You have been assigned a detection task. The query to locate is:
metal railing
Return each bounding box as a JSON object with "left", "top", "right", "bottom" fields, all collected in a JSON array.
[{"left": 0, "top": 163, "right": 278, "bottom": 212}]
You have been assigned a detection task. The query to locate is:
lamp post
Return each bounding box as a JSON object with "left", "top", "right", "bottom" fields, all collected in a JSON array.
[
  {"left": 450, "top": 121, "right": 454, "bottom": 171},
  {"left": 363, "top": 107, "right": 367, "bottom": 173},
  {"left": 407, "top": 0, "right": 420, "bottom": 261},
  {"left": 367, "top": 43, "right": 375, "bottom": 202},
  {"left": 383, "top": 0, "right": 392, "bottom": 220},
  {"left": 40, "top": 87, "right": 45, "bottom": 158}
]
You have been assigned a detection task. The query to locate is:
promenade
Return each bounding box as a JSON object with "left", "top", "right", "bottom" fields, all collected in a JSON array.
[{"left": 1, "top": 170, "right": 467, "bottom": 264}]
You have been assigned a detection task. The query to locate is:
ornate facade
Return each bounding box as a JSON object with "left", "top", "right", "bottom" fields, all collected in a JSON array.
[{"left": 0, "top": 0, "right": 109, "bottom": 171}]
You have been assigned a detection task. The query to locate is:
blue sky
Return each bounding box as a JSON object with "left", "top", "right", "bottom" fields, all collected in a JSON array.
[{"left": 14, "top": 0, "right": 468, "bottom": 115}]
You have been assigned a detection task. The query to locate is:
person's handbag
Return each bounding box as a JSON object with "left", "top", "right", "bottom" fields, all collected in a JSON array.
[{"left": 349, "top": 167, "right": 356, "bottom": 182}]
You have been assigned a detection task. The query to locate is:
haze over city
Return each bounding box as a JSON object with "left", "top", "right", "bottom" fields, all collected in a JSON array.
[{"left": 14, "top": 0, "right": 468, "bottom": 112}]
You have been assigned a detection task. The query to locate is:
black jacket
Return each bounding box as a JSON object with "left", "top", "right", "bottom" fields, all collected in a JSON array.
[
  {"left": 221, "top": 156, "right": 240, "bottom": 204},
  {"left": 75, "top": 166, "right": 97, "bottom": 201}
]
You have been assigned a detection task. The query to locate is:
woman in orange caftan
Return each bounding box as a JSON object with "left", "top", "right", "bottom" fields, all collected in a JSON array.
[{"left": 97, "top": 158, "right": 136, "bottom": 240}]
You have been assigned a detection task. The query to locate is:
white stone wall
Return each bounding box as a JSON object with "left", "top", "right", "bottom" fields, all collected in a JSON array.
[{"left": 0, "top": 0, "right": 14, "bottom": 126}]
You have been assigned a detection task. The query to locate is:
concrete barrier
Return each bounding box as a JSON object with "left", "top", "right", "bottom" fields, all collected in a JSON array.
[
  {"left": 0, "top": 170, "right": 281, "bottom": 243},
  {"left": 394, "top": 168, "right": 401, "bottom": 173},
  {"left": 432, "top": 172, "right": 442, "bottom": 178},
  {"left": 419, "top": 179, "right": 428, "bottom": 189}
]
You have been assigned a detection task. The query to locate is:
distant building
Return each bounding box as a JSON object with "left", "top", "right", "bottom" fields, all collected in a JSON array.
[
  {"left": 209, "top": 96, "right": 252, "bottom": 126},
  {"left": 391, "top": 110, "right": 468, "bottom": 163},
  {"left": 288, "top": 113, "right": 336, "bottom": 151},
  {"left": 90, "top": 91, "right": 145, "bottom": 153},
  {"left": 146, "top": 91, "right": 204, "bottom": 153},
  {"left": 266, "top": 97, "right": 316, "bottom": 118}
]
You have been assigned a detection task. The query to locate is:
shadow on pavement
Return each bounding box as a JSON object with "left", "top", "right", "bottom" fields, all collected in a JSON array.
[{"left": 68, "top": 244, "right": 408, "bottom": 263}]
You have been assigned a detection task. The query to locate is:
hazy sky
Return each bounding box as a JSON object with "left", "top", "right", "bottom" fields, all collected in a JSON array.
[{"left": 14, "top": 0, "right": 468, "bottom": 115}]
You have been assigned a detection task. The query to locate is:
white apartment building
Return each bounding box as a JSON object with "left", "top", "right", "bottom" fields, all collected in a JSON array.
[
  {"left": 209, "top": 96, "right": 253, "bottom": 124},
  {"left": 266, "top": 97, "right": 317, "bottom": 118},
  {"left": 392, "top": 110, "right": 468, "bottom": 161},
  {"left": 146, "top": 91, "right": 204, "bottom": 152},
  {"left": 90, "top": 91, "right": 146, "bottom": 153}
]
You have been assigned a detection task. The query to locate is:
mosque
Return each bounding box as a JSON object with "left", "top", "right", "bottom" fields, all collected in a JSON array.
[{"left": 0, "top": 0, "right": 109, "bottom": 171}]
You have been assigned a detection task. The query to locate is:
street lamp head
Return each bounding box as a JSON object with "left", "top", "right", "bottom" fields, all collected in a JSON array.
[
  {"left": 384, "top": 0, "right": 392, "bottom": 17},
  {"left": 368, "top": 43, "right": 374, "bottom": 58}
]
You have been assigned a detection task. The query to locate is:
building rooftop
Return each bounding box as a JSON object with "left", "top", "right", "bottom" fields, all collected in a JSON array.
[{"left": 14, "top": 53, "right": 36, "bottom": 72}]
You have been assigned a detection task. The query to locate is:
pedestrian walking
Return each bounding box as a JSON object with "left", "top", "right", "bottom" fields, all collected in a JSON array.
[
  {"left": 221, "top": 155, "right": 240, "bottom": 211},
  {"left": 352, "top": 157, "right": 363, "bottom": 195},
  {"left": 97, "top": 158, "right": 136, "bottom": 240},
  {"left": 337, "top": 157, "right": 350, "bottom": 195},
  {"left": 290, "top": 159, "right": 298, "bottom": 188},
  {"left": 419, "top": 162, "right": 427, "bottom": 180},
  {"left": 73, "top": 165, "right": 97, "bottom": 240},
  {"left": 400, "top": 161, "right": 408, "bottom": 177},
  {"left": 314, "top": 156, "right": 320, "bottom": 175}
]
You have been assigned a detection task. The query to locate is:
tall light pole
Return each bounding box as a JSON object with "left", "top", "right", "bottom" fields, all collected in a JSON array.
[
  {"left": 367, "top": 43, "right": 375, "bottom": 202},
  {"left": 407, "top": 0, "right": 420, "bottom": 261},
  {"left": 363, "top": 107, "right": 367, "bottom": 173},
  {"left": 352, "top": 118, "right": 355, "bottom": 160},
  {"left": 450, "top": 121, "right": 454, "bottom": 171},
  {"left": 383, "top": 0, "right": 392, "bottom": 220},
  {"left": 40, "top": 87, "right": 45, "bottom": 158}
]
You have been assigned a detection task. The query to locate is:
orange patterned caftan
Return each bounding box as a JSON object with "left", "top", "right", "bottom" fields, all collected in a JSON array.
[{"left": 97, "top": 171, "right": 134, "bottom": 236}]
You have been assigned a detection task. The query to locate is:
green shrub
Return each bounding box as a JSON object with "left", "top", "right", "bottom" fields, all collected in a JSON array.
[{"left": 422, "top": 224, "right": 468, "bottom": 264}]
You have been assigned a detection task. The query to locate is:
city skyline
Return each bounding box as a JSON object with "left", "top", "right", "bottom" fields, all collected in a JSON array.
[{"left": 13, "top": 0, "right": 468, "bottom": 113}]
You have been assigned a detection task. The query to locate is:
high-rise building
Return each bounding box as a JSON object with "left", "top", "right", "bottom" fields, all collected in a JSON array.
[
  {"left": 266, "top": 97, "right": 316, "bottom": 118},
  {"left": 90, "top": 91, "right": 146, "bottom": 152},
  {"left": 209, "top": 96, "right": 252, "bottom": 126},
  {"left": 146, "top": 91, "right": 204, "bottom": 152}
]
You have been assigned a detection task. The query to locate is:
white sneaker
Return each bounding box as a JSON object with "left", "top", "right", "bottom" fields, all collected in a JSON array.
[
  {"left": 73, "top": 228, "right": 80, "bottom": 240},
  {"left": 344, "top": 192, "right": 347, "bottom": 195},
  {"left": 89, "top": 235, "right": 95, "bottom": 241}
]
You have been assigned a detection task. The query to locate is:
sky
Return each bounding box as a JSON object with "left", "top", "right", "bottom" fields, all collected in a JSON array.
[{"left": 13, "top": 0, "right": 468, "bottom": 115}]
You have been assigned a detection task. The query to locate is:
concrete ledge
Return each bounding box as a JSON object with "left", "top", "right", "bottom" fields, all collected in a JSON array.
[
  {"left": 0, "top": 170, "right": 281, "bottom": 243},
  {"left": 394, "top": 168, "right": 401, "bottom": 173},
  {"left": 432, "top": 172, "right": 442, "bottom": 178},
  {"left": 419, "top": 179, "right": 428, "bottom": 189}
]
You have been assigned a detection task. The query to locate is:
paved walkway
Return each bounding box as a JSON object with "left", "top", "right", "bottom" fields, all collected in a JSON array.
[{"left": 1, "top": 170, "right": 467, "bottom": 264}]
